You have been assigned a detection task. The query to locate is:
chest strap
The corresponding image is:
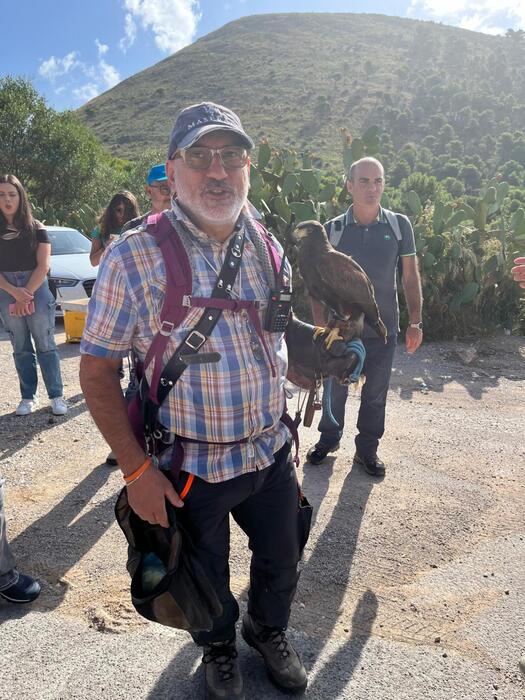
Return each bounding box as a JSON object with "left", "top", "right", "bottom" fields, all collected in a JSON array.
[{"left": 145, "top": 225, "right": 246, "bottom": 407}]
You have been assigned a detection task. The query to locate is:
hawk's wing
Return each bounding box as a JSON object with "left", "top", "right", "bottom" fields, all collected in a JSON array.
[{"left": 313, "top": 249, "right": 379, "bottom": 316}]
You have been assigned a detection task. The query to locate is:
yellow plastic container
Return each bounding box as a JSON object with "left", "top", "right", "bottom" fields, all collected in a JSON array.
[{"left": 61, "top": 299, "right": 90, "bottom": 343}]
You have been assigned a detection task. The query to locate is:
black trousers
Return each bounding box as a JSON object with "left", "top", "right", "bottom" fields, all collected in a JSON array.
[{"left": 172, "top": 442, "right": 301, "bottom": 645}]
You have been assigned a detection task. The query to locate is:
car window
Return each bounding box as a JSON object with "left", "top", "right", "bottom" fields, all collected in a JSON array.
[{"left": 48, "top": 228, "right": 91, "bottom": 255}]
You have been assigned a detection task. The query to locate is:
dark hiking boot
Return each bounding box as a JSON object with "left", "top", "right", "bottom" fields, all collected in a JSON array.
[
  {"left": 305, "top": 442, "right": 340, "bottom": 465},
  {"left": 353, "top": 452, "right": 386, "bottom": 477},
  {"left": 202, "top": 638, "right": 244, "bottom": 700},
  {"left": 241, "top": 613, "right": 307, "bottom": 694},
  {"left": 0, "top": 573, "right": 41, "bottom": 604}
]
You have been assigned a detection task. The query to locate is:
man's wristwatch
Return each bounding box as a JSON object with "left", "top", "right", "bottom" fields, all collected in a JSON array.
[{"left": 409, "top": 321, "right": 423, "bottom": 331}]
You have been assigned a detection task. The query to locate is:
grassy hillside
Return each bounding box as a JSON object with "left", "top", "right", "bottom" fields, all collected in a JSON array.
[{"left": 77, "top": 13, "right": 525, "bottom": 167}]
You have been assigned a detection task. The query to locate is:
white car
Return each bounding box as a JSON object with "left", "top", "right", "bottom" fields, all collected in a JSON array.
[{"left": 47, "top": 225, "right": 98, "bottom": 313}]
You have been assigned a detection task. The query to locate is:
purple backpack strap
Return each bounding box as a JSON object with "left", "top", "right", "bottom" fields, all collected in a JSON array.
[
  {"left": 148, "top": 212, "right": 192, "bottom": 328},
  {"left": 142, "top": 213, "right": 192, "bottom": 403}
]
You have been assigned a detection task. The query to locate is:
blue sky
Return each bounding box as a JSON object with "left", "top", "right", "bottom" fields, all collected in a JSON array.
[{"left": 3, "top": 0, "right": 524, "bottom": 111}]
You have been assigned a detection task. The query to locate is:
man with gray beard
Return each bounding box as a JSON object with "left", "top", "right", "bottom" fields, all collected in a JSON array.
[{"left": 80, "top": 103, "right": 309, "bottom": 699}]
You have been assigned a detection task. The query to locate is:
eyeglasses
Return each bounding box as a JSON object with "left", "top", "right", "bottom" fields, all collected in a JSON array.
[
  {"left": 149, "top": 184, "right": 171, "bottom": 195},
  {"left": 173, "top": 146, "right": 249, "bottom": 171}
]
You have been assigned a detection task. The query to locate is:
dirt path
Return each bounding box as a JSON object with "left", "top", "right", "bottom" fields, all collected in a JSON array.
[{"left": 0, "top": 325, "right": 524, "bottom": 699}]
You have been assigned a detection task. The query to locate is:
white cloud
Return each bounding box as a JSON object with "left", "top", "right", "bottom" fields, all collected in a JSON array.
[
  {"left": 96, "top": 39, "right": 109, "bottom": 56},
  {"left": 73, "top": 83, "right": 99, "bottom": 102},
  {"left": 119, "top": 13, "right": 137, "bottom": 52},
  {"left": 407, "top": 0, "right": 525, "bottom": 34},
  {"left": 38, "top": 52, "right": 79, "bottom": 81},
  {"left": 98, "top": 59, "right": 121, "bottom": 88},
  {"left": 79, "top": 55, "right": 121, "bottom": 98},
  {"left": 122, "top": 0, "right": 201, "bottom": 53},
  {"left": 458, "top": 14, "right": 504, "bottom": 35},
  {"left": 38, "top": 41, "right": 120, "bottom": 105}
]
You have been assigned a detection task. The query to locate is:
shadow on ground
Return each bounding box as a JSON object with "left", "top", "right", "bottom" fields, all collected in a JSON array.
[
  {"left": 0, "top": 464, "right": 115, "bottom": 621},
  {"left": 0, "top": 392, "right": 86, "bottom": 462},
  {"left": 391, "top": 336, "right": 525, "bottom": 401},
  {"left": 146, "top": 641, "right": 201, "bottom": 699}
]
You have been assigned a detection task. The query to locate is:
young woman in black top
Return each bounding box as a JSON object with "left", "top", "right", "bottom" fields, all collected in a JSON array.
[{"left": 0, "top": 174, "right": 67, "bottom": 416}]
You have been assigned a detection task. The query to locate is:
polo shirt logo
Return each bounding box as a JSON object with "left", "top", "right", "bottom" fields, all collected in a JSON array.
[{"left": 384, "top": 234, "right": 391, "bottom": 240}]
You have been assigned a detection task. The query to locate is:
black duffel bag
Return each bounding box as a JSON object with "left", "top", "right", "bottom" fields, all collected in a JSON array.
[{"left": 115, "top": 488, "right": 222, "bottom": 631}]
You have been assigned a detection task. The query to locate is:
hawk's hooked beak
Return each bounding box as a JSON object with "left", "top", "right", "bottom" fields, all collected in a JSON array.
[{"left": 289, "top": 224, "right": 310, "bottom": 244}]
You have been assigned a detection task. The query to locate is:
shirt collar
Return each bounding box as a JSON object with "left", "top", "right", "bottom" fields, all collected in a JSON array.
[{"left": 347, "top": 205, "right": 386, "bottom": 226}]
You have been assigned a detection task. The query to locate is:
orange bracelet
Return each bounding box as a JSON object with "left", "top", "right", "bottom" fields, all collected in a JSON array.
[{"left": 123, "top": 457, "right": 152, "bottom": 485}]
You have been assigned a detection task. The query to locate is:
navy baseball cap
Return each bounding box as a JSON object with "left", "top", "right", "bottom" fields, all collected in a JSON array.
[
  {"left": 167, "top": 102, "right": 254, "bottom": 158},
  {"left": 147, "top": 164, "right": 167, "bottom": 184}
]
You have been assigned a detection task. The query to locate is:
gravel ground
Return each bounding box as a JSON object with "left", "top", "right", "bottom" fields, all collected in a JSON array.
[{"left": 0, "top": 323, "right": 524, "bottom": 700}]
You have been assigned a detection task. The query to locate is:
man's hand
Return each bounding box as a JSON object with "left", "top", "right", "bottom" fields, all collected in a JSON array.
[
  {"left": 405, "top": 326, "right": 423, "bottom": 354},
  {"left": 126, "top": 466, "right": 183, "bottom": 528},
  {"left": 511, "top": 257, "right": 525, "bottom": 288},
  {"left": 401, "top": 256, "right": 423, "bottom": 353},
  {"left": 80, "top": 354, "right": 184, "bottom": 529}
]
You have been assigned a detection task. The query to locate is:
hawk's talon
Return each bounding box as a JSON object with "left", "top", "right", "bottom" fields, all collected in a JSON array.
[{"left": 324, "top": 327, "right": 344, "bottom": 350}]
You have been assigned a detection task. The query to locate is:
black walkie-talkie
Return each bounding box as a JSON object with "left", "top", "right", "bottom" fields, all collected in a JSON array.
[{"left": 264, "top": 216, "right": 295, "bottom": 333}]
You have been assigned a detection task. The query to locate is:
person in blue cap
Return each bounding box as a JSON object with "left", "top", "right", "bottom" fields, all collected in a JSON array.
[{"left": 121, "top": 163, "right": 172, "bottom": 233}]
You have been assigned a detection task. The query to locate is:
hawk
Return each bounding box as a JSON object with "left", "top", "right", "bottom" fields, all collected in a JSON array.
[{"left": 290, "top": 220, "right": 387, "bottom": 348}]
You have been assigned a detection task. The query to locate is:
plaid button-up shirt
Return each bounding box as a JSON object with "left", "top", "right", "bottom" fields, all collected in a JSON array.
[{"left": 80, "top": 203, "right": 290, "bottom": 483}]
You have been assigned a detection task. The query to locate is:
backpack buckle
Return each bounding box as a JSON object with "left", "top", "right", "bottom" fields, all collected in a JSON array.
[
  {"left": 184, "top": 330, "right": 206, "bottom": 350},
  {"left": 160, "top": 321, "right": 175, "bottom": 336}
]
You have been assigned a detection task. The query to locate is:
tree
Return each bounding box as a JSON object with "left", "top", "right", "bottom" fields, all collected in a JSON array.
[
  {"left": 505, "top": 28, "right": 525, "bottom": 42},
  {"left": 389, "top": 160, "right": 411, "bottom": 187},
  {"left": 399, "top": 143, "right": 418, "bottom": 170},
  {"left": 399, "top": 172, "right": 447, "bottom": 207},
  {"left": 0, "top": 76, "right": 107, "bottom": 211},
  {"left": 499, "top": 160, "right": 525, "bottom": 187},
  {"left": 0, "top": 77, "right": 48, "bottom": 179},
  {"left": 442, "top": 177, "right": 465, "bottom": 198},
  {"left": 497, "top": 132, "right": 515, "bottom": 163},
  {"left": 460, "top": 164, "right": 482, "bottom": 192}
]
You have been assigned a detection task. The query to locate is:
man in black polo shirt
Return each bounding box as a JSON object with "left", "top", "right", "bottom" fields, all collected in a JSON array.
[{"left": 307, "top": 157, "right": 423, "bottom": 476}]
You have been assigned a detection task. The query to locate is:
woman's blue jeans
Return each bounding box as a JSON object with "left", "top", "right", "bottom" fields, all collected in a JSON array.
[{"left": 0, "top": 271, "right": 63, "bottom": 400}]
